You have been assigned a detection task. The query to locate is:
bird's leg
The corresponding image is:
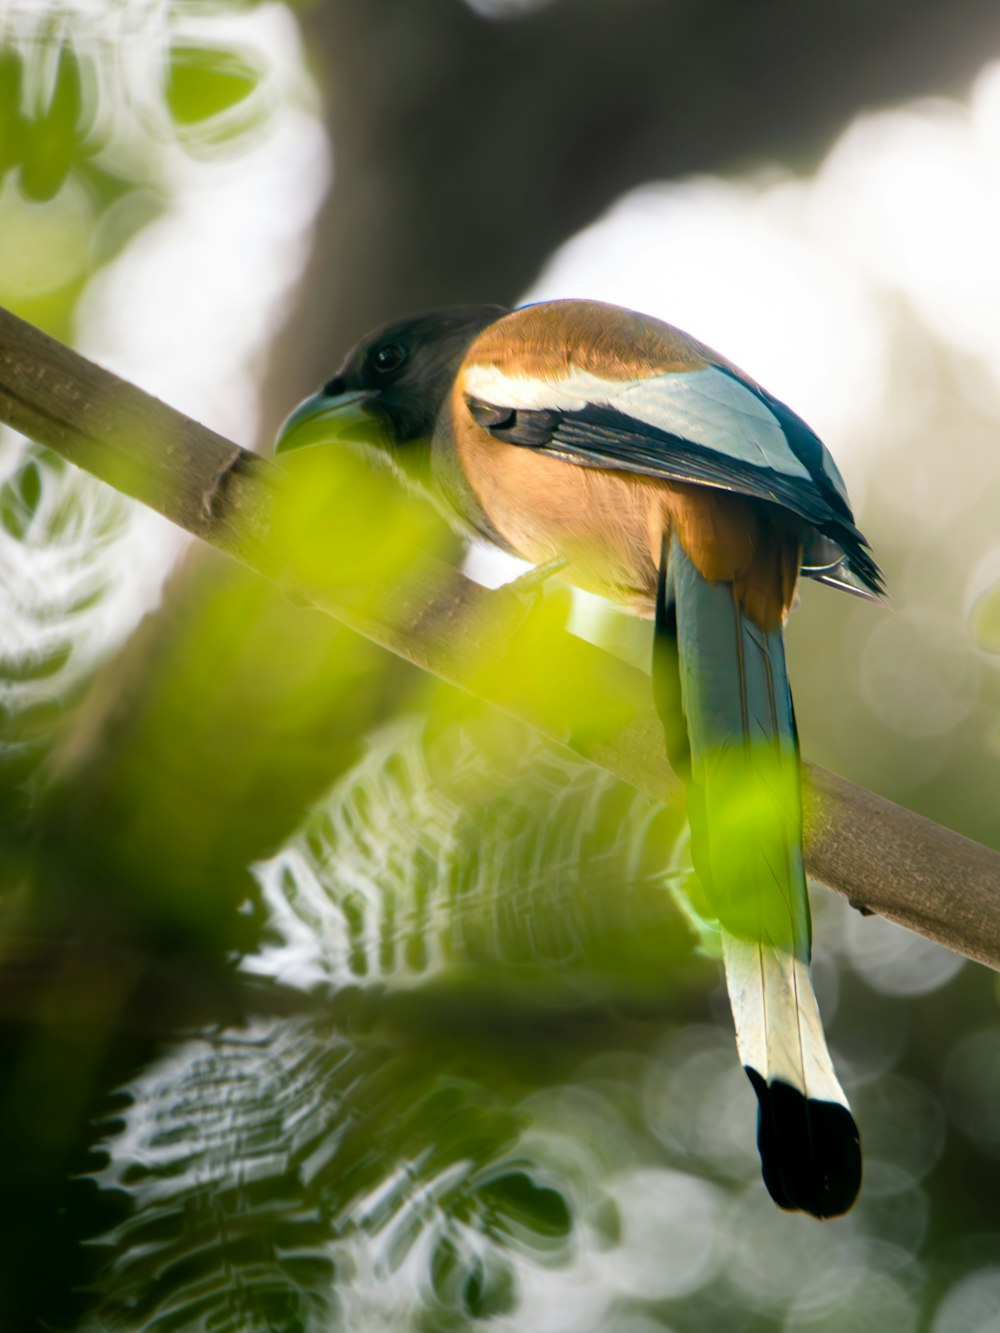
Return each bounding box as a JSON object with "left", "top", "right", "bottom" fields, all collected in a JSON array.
[
  {"left": 486, "top": 556, "right": 571, "bottom": 636},
  {"left": 502, "top": 555, "right": 569, "bottom": 598}
]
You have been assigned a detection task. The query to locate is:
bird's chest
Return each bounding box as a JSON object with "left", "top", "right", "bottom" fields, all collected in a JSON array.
[{"left": 442, "top": 412, "right": 668, "bottom": 613}]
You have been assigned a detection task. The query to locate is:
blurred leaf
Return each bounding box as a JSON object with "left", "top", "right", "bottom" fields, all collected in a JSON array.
[
  {"left": 0, "top": 441, "right": 129, "bottom": 839},
  {"left": 87, "top": 183, "right": 166, "bottom": 270},
  {"left": 166, "top": 43, "right": 259, "bottom": 125},
  {"left": 0, "top": 173, "right": 94, "bottom": 312},
  {"left": 0, "top": 47, "right": 28, "bottom": 180},
  {"left": 20, "top": 43, "right": 87, "bottom": 202},
  {"left": 0, "top": 456, "right": 43, "bottom": 538},
  {"left": 76, "top": 700, "right": 696, "bottom": 1326},
  {"left": 85, "top": 1011, "right": 585, "bottom": 1332},
  {"left": 255, "top": 708, "right": 699, "bottom": 1000},
  {"left": 165, "top": 42, "right": 269, "bottom": 154},
  {"left": 477, "top": 1167, "right": 571, "bottom": 1244},
  {"left": 970, "top": 583, "right": 1000, "bottom": 655}
]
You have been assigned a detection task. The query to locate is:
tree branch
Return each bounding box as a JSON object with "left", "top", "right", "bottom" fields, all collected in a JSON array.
[{"left": 3, "top": 304, "right": 999, "bottom": 969}]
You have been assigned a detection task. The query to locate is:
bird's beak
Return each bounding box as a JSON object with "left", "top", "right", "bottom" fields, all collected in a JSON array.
[{"left": 274, "top": 389, "right": 383, "bottom": 454}]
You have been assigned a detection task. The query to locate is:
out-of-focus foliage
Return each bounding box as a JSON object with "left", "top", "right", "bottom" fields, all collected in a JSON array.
[
  {"left": 165, "top": 42, "right": 263, "bottom": 136},
  {"left": 72, "top": 709, "right": 998, "bottom": 1333},
  {"left": 0, "top": 0, "right": 276, "bottom": 339},
  {"left": 2, "top": 3, "right": 1000, "bottom": 1332},
  {"left": 0, "top": 0, "right": 308, "bottom": 854},
  {"left": 0, "top": 449, "right": 125, "bottom": 847},
  {"left": 0, "top": 4, "right": 322, "bottom": 1327}
]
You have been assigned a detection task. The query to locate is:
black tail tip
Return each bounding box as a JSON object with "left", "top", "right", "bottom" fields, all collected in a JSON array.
[{"left": 746, "top": 1069, "right": 862, "bottom": 1219}]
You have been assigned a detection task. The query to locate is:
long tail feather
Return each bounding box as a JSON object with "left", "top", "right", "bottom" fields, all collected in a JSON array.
[{"left": 654, "top": 533, "right": 861, "bottom": 1219}]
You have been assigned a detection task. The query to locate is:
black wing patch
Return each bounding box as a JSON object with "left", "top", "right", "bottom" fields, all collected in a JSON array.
[
  {"left": 714, "top": 368, "right": 853, "bottom": 525},
  {"left": 465, "top": 394, "right": 884, "bottom": 597},
  {"left": 467, "top": 399, "right": 514, "bottom": 430}
]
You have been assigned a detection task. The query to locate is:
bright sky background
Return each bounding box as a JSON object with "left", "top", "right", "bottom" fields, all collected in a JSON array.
[{"left": 529, "top": 61, "right": 1000, "bottom": 453}]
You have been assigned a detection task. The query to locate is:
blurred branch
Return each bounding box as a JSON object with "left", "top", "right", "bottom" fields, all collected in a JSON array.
[{"left": 3, "top": 303, "right": 1000, "bottom": 969}]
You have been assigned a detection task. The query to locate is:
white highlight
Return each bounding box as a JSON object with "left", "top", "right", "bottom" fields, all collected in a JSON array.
[
  {"left": 464, "top": 362, "right": 816, "bottom": 484},
  {"left": 722, "top": 928, "right": 849, "bottom": 1106}
]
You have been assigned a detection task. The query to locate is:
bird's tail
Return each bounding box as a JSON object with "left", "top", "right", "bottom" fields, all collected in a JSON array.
[{"left": 654, "top": 533, "right": 861, "bottom": 1219}]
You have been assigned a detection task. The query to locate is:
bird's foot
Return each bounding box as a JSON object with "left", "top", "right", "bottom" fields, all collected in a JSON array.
[
  {"left": 488, "top": 557, "right": 571, "bottom": 635},
  {"left": 502, "top": 556, "right": 569, "bottom": 599}
]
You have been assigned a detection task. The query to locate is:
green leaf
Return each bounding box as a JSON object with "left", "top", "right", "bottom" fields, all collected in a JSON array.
[
  {"left": 0, "top": 47, "right": 28, "bottom": 181},
  {"left": 971, "top": 584, "right": 1000, "bottom": 655},
  {"left": 0, "top": 459, "right": 42, "bottom": 539},
  {"left": 478, "top": 1168, "right": 572, "bottom": 1242},
  {"left": 20, "top": 44, "right": 86, "bottom": 202},
  {"left": 166, "top": 43, "right": 260, "bottom": 127}
]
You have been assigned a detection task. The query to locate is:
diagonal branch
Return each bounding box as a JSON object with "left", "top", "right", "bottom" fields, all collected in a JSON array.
[{"left": 3, "top": 304, "right": 999, "bottom": 968}]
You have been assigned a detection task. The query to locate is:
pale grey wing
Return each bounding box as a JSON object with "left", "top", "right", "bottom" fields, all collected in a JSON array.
[{"left": 464, "top": 363, "right": 884, "bottom": 598}]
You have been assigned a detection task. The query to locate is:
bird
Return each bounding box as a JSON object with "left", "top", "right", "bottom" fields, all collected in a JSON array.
[{"left": 275, "top": 299, "right": 882, "bottom": 1219}]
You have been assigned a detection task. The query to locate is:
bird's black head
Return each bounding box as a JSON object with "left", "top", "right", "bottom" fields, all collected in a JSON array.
[{"left": 275, "top": 305, "right": 507, "bottom": 470}]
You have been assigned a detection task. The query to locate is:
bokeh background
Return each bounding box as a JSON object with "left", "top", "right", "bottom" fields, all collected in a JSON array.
[{"left": 2, "top": 2, "right": 1000, "bottom": 1329}]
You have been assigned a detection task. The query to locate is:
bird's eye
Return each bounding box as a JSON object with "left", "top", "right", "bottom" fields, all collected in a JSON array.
[{"left": 372, "top": 343, "right": 405, "bottom": 374}]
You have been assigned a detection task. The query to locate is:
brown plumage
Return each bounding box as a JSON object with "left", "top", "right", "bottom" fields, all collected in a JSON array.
[
  {"left": 450, "top": 299, "right": 805, "bottom": 631},
  {"left": 450, "top": 366, "right": 801, "bottom": 631},
  {"left": 466, "top": 300, "right": 715, "bottom": 381},
  {"left": 664, "top": 486, "right": 803, "bottom": 632},
  {"left": 449, "top": 378, "right": 666, "bottom": 611}
]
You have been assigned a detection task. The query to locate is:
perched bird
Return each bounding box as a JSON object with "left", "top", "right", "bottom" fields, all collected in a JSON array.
[{"left": 276, "top": 299, "right": 882, "bottom": 1219}]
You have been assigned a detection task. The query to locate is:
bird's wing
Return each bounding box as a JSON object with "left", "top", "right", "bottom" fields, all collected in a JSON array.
[{"left": 461, "top": 359, "right": 883, "bottom": 598}]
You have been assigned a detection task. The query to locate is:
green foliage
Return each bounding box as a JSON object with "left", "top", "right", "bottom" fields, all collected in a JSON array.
[
  {"left": 0, "top": 3, "right": 279, "bottom": 339},
  {"left": 971, "top": 584, "right": 1000, "bottom": 656},
  {"left": 0, "top": 46, "right": 30, "bottom": 182},
  {"left": 166, "top": 42, "right": 262, "bottom": 131},
  {"left": 77, "top": 709, "right": 691, "bottom": 1332},
  {"left": 693, "top": 740, "right": 803, "bottom": 946},
  {"left": 18, "top": 41, "right": 92, "bottom": 202},
  {"left": 0, "top": 446, "right": 127, "bottom": 835}
]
